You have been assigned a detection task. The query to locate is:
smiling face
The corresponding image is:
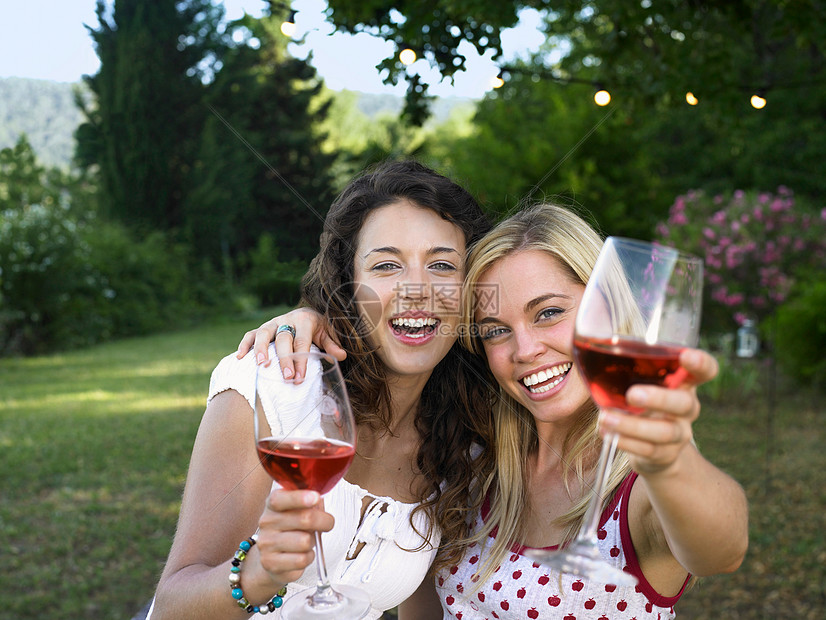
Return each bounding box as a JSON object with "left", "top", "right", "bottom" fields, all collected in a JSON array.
[
  {"left": 475, "top": 249, "right": 592, "bottom": 426},
  {"left": 353, "top": 200, "right": 466, "bottom": 381}
]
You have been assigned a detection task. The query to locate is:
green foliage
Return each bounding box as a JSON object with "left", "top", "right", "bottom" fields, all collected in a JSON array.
[
  {"left": 325, "top": 0, "right": 523, "bottom": 123},
  {"left": 0, "top": 135, "right": 70, "bottom": 211},
  {"left": 442, "top": 67, "right": 663, "bottom": 236},
  {"left": 76, "top": 0, "right": 226, "bottom": 231},
  {"left": 241, "top": 233, "right": 307, "bottom": 307},
  {"left": 655, "top": 187, "right": 826, "bottom": 333},
  {"left": 318, "top": 1, "right": 826, "bottom": 128},
  {"left": 184, "top": 11, "right": 336, "bottom": 268},
  {"left": 0, "top": 202, "right": 236, "bottom": 356},
  {"left": 774, "top": 280, "right": 826, "bottom": 385}
]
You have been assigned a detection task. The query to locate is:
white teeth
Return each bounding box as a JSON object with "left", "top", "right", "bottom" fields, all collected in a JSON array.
[
  {"left": 521, "top": 363, "right": 572, "bottom": 390},
  {"left": 391, "top": 317, "right": 438, "bottom": 328}
]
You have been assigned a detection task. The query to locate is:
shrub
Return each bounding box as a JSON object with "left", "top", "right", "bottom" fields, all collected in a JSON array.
[
  {"left": 773, "top": 280, "right": 826, "bottom": 386},
  {"left": 242, "top": 233, "right": 306, "bottom": 307},
  {"left": 655, "top": 187, "right": 826, "bottom": 334},
  {"left": 0, "top": 203, "right": 236, "bottom": 355}
]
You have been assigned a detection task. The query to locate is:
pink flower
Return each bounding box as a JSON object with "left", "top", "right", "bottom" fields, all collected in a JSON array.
[
  {"left": 712, "top": 288, "right": 729, "bottom": 303},
  {"left": 670, "top": 212, "right": 688, "bottom": 225},
  {"left": 725, "top": 247, "right": 740, "bottom": 269},
  {"left": 703, "top": 227, "right": 716, "bottom": 240}
]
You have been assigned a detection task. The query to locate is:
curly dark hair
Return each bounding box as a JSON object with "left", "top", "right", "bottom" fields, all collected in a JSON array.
[{"left": 299, "top": 159, "right": 496, "bottom": 569}]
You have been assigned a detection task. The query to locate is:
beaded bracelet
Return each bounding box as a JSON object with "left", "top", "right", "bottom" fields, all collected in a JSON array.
[{"left": 229, "top": 533, "right": 288, "bottom": 615}]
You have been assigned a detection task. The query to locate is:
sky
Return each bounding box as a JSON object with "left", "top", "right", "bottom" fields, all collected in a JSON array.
[{"left": 0, "top": 0, "right": 546, "bottom": 98}]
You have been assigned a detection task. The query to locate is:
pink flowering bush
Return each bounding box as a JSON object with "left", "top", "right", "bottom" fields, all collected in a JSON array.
[{"left": 655, "top": 187, "right": 826, "bottom": 332}]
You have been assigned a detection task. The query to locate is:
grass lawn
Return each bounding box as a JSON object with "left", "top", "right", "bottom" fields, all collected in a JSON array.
[{"left": 1, "top": 316, "right": 823, "bottom": 619}]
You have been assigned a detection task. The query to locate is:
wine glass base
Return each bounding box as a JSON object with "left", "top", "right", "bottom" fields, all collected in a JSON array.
[
  {"left": 524, "top": 548, "right": 638, "bottom": 587},
  {"left": 280, "top": 584, "right": 371, "bottom": 619}
]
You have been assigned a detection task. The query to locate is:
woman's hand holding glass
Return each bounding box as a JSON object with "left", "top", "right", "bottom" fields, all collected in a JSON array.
[
  {"left": 600, "top": 347, "right": 718, "bottom": 476},
  {"left": 256, "top": 488, "right": 333, "bottom": 585}
]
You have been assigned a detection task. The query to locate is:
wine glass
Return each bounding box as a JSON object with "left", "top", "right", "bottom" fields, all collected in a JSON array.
[
  {"left": 254, "top": 350, "right": 371, "bottom": 619},
  {"left": 525, "top": 237, "right": 703, "bottom": 585}
]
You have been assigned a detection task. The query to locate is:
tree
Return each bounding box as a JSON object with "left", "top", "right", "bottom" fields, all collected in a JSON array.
[
  {"left": 75, "top": 0, "right": 226, "bottom": 231},
  {"left": 319, "top": 2, "right": 825, "bottom": 127},
  {"left": 185, "top": 10, "right": 336, "bottom": 268},
  {"left": 440, "top": 64, "right": 663, "bottom": 237}
]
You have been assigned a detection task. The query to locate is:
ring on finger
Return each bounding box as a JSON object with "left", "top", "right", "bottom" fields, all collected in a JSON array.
[{"left": 276, "top": 324, "right": 297, "bottom": 339}]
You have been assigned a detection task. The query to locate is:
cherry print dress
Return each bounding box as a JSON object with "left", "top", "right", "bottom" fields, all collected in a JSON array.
[{"left": 435, "top": 474, "right": 688, "bottom": 619}]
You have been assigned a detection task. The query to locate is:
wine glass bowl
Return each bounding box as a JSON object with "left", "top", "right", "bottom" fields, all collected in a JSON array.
[
  {"left": 254, "top": 350, "right": 370, "bottom": 619},
  {"left": 525, "top": 237, "right": 703, "bottom": 586}
]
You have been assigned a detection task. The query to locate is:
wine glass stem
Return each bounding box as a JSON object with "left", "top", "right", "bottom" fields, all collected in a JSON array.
[
  {"left": 310, "top": 530, "right": 339, "bottom": 604},
  {"left": 579, "top": 429, "right": 620, "bottom": 542}
]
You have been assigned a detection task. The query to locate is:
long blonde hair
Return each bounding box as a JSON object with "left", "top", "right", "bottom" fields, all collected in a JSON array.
[{"left": 451, "top": 203, "right": 632, "bottom": 588}]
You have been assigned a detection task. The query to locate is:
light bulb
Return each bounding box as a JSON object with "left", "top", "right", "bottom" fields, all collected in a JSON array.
[
  {"left": 594, "top": 89, "right": 611, "bottom": 106},
  {"left": 750, "top": 94, "right": 767, "bottom": 109},
  {"left": 399, "top": 48, "right": 417, "bottom": 65},
  {"left": 280, "top": 10, "right": 297, "bottom": 37}
]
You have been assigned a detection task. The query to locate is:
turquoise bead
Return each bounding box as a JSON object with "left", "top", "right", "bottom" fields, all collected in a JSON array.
[
  {"left": 240, "top": 540, "right": 252, "bottom": 551},
  {"left": 231, "top": 587, "right": 244, "bottom": 600},
  {"left": 273, "top": 596, "right": 283, "bottom": 608}
]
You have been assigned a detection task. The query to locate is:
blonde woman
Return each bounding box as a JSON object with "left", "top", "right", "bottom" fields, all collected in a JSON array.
[{"left": 430, "top": 204, "right": 748, "bottom": 619}]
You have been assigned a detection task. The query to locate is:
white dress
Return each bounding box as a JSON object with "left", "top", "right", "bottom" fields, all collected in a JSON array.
[{"left": 150, "top": 346, "right": 441, "bottom": 619}]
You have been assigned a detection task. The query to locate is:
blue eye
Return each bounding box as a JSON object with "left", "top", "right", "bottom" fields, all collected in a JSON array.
[
  {"left": 431, "top": 261, "right": 457, "bottom": 271},
  {"left": 479, "top": 326, "right": 508, "bottom": 341},
  {"left": 371, "top": 262, "right": 399, "bottom": 271},
  {"left": 538, "top": 307, "right": 564, "bottom": 321}
]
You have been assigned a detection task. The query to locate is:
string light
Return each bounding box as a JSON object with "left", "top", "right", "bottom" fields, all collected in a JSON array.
[
  {"left": 750, "top": 92, "right": 767, "bottom": 109},
  {"left": 490, "top": 64, "right": 814, "bottom": 109},
  {"left": 594, "top": 88, "right": 611, "bottom": 106},
  {"left": 280, "top": 9, "right": 297, "bottom": 37},
  {"left": 399, "top": 48, "right": 417, "bottom": 65}
]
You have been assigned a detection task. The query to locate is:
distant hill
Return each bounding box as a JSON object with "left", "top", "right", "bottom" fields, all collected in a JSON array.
[
  {"left": 0, "top": 77, "right": 86, "bottom": 169},
  {"left": 0, "top": 77, "right": 476, "bottom": 170}
]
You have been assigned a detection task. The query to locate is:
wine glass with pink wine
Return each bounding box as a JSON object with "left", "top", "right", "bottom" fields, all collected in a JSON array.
[
  {"left": 525, "top": 237, "right": 703, "bottom": 585},
  {"left": 254, "top": 350, "right": 371, "bottom": 619}
]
